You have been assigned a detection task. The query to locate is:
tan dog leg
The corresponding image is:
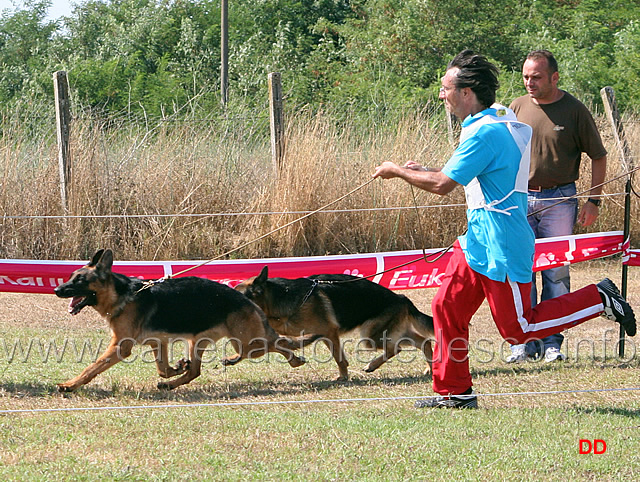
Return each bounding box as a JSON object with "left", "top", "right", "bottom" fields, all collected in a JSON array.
[
  {"left": 57, "top": 337, "right": 134, "bottom": 392},
  {"left": 271, "top": 337, "right": 306, "bottom": 367},
  {"left": 150, "top": 340, "right": 190, "bottom": 379},
  {"left": 403, "top": 330, "right": 434, "bottom": 376},
  {"left": 157, "top": 339, "right": 205, "bottom": 390},
  {"left": 363, "top": 342, "right": 400, "bottom": 373},
  {"left": 421, "top": 339, "right": 433, "bottom": 376},
  {"left": 321, "top": 333, "right": 349, "bottom": 381}
]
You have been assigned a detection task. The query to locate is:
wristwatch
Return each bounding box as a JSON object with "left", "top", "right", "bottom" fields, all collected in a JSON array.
[{"left": 587, "top": 198, "right": 602, "bottom": 207}]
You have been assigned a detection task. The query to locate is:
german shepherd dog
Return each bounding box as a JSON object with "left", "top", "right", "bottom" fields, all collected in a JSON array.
[
  {"left": 236, "top": 266, "right": 434, "bottom": 381},
  {"left": 54, "top": 249, "right": 316, "bottom": 392}
]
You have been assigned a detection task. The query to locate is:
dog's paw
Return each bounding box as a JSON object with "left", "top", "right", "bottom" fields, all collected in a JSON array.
[
  {"left": 174, "top": 358, "right": 191, "bottom": 373},
  {"left": 288, "top": 355, "right": 306, "bottom": 368},
  {"left": 221, "top": 355, "right": 241, "bottom": 366},
  {"left": 57, "top": 383, "right": 76, "bottom": 393},
  {"left": 157, "top": 381, "right": 174, "bottom": 390}
]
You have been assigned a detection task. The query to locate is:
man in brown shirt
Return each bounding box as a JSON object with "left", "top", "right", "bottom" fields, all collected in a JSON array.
[{"left": 507, "top": 50, "right": 607, "bottom": 363}]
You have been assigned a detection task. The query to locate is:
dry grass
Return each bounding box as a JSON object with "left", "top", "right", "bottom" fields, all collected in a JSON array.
[{"left": 2, "top": 104, "right": 637, "bottom": 262}]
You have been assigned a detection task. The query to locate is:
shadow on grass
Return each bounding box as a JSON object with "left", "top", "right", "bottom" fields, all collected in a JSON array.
[
  {"left": 0, "top": 380, "right": 114, "bottom": 400},
  {"left": 0, "top": 380, "right": 57, "bottom": 397},
  {"left": 0, "top": 373, "right": 431, "bottom": 403},
  {"left": 573, "top": 406, "right": 640, "bottom": 418}
]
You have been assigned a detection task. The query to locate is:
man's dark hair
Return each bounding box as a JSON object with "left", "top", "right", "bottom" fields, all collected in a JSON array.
[
  {"left": 447, "top": 49, "right": 500, "bottom": 109},
  {"left": 526, "top": 49, "right": 558, "bottom": 74}
]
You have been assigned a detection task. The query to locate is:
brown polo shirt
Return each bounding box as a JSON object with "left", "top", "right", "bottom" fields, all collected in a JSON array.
[{"left": 509, "top": 92, "right": 607, "bottom": 188}]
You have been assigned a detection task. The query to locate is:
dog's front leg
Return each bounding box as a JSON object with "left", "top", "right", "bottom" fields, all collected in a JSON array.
[{"left": 57, "top": 337, "right": 134, "bottom": 392}]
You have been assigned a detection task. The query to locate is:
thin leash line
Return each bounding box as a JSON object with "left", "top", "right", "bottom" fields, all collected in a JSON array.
[
  {"left": 0, "top": 191, "right": 629, "bottom": 221},
  {"left": 147, "top": 175, "right": 446, "bottom": 289},
  {"left": 135, "top": 178, "right": 376, "bottom": 292},
  {"left": 1, "top": 204, "right": 469, "bottom": 220},
  {"left": 528, "top": 165, "right": 640, "bottom": 218},
  {"left": 307, "top": 248, "right": 450, "bottom": 288},
  {"left": 290, "top": 179, "right": 457, "bottom": 288},
  {"left": 2, "top": 387, "right": 639, "bottom": 415},
  {"left": 138, "top": 166, "right": 639, "bottom": 291},
  {"left": 165, "top": 177, "right": 377, "bottom": 279}
]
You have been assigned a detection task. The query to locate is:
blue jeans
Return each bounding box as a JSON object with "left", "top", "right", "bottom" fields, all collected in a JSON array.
[{"left": 521, "top": 183, "right": 578, "bottom": 358}]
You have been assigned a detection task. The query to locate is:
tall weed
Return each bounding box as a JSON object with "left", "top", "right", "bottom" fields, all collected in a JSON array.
[{"left": 0, "top": 102, "right": 638, "bottom": 261}]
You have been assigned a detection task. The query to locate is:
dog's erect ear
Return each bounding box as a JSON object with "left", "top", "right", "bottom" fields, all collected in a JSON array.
[
  {"left": 255, "top": 265, "right": 269, "bottom": 284},
  {"left": 88, "top": 249, "right": 105, "bottom": 267},
  {"left": 96, "top": 249, "right": 114, "bottom": 272}
]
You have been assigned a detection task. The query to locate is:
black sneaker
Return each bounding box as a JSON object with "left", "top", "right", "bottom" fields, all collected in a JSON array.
[
  {"left": 414, "top": 390, "right": 478, "bottom": 409},
  {"left": 596, "top": 278, "right": 636, "bottom": 336}
]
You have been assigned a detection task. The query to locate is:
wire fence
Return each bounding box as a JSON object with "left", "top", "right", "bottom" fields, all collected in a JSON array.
[{"left": 1, "top": 96, "right": 639, "bottom": 261}]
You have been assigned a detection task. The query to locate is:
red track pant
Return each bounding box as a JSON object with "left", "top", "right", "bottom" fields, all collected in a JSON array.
[{"left": 431, "top": 241, "right": 605, "bottom": 395}]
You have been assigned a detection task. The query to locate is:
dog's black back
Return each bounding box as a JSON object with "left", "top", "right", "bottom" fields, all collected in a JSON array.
[
  {"left": 131, "top": 276, "right": 262, "bottom": 335},
  {"left": 238, "top": 268, "right": 432, "bottom": 334},
  {"left": 307, "top": 274, "right": 424, "bottom": 331}
]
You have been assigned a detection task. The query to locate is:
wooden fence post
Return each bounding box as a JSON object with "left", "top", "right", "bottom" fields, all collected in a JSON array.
[
  {"left": 220, "top": 0, "right": 229, "bottom": 108},
  {"left": 268, "top": 72, "right": 285, "bottom": 175},
  {"left": 54, "top": 70, "right": 72, "bottom": 212},
  {"left": 600, "top": 86, "right": 634, "bottom": 357}
]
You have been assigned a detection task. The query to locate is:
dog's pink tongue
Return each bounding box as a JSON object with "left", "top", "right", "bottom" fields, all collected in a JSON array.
[{"left": 68, "top": 296, "right": 83, "bottom": 314}]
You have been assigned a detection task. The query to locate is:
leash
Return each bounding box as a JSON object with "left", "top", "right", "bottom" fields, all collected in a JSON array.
[
  {"left": 301, "top": 183, "right": 455, "bottom": 289},
  {"left": 351, "top": 164, "right": 640, "bottom": 284},
  {"left": 528, "top": 165, "right": 640, "bottom": 218},
  {"left": 291, "top": 278, "right": 320, "bottom": 311},
  {"left": 136, "top": 177, "right": 377, "bottom": 292},
  {"left": 136, "top": 164, "right": 639, "bottom": 294}
]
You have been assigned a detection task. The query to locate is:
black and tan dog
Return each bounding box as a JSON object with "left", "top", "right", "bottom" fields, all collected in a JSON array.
[
  {"left": 54, "top": 249, "right": 316, "bottom": 392},
  {"left": 236, "top": 266, "right": 434, "bottom": 381}
]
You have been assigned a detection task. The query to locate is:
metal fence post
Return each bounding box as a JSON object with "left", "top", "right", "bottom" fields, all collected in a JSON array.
[{"left": 600, "top": 86, "right": 635, "bottom": 357}]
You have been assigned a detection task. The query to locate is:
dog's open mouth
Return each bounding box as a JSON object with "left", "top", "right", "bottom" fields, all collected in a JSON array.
[{"left": 68, "top": 294, "right": 95, "bottom": 315}]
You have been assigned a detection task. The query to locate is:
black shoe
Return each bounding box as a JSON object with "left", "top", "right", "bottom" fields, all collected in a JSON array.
[
  {"left": 596, "top": 278, "right": 636, "bottom": 336},
  {"left": 414, "top": 390, "right": 478, "bottom": 409}
]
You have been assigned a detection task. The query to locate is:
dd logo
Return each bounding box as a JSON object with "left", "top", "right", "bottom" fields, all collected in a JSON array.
[{"left": 579, "top": 439, "right": 607, "bottom": 454}]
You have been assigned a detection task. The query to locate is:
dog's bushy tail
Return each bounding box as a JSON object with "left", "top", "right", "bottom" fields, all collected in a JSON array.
[{"left": 407, "top": 300, "right": 435, "bottom": 334}]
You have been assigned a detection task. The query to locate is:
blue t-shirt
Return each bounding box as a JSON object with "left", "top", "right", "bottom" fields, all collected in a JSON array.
[{"left": 442, "top": 108, "right": 535, "bottom": 283}]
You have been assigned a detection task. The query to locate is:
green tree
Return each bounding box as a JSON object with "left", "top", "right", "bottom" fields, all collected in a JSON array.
[
  {"left": 0, "top": 0, "right": 59, "bottom": 103},
  {"left": 612, "top": 20, "right": 640, "bottom": 109}
]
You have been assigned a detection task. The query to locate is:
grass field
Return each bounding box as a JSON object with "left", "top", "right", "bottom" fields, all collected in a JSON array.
[{"left": 1, "top": 258, "right": 639, "bottom": 479}]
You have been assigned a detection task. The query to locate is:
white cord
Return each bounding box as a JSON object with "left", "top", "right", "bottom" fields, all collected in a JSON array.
[{"left": 2, "top": 386, "right": 639, "bottom": 415}]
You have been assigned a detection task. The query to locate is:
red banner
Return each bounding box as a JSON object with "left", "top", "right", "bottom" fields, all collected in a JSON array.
[
  {"left": 0, "top": 231, "right": 629, "bottom": 294},
  {"left": 622, "top": 235, "right": 640, "bottom": 266}
]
